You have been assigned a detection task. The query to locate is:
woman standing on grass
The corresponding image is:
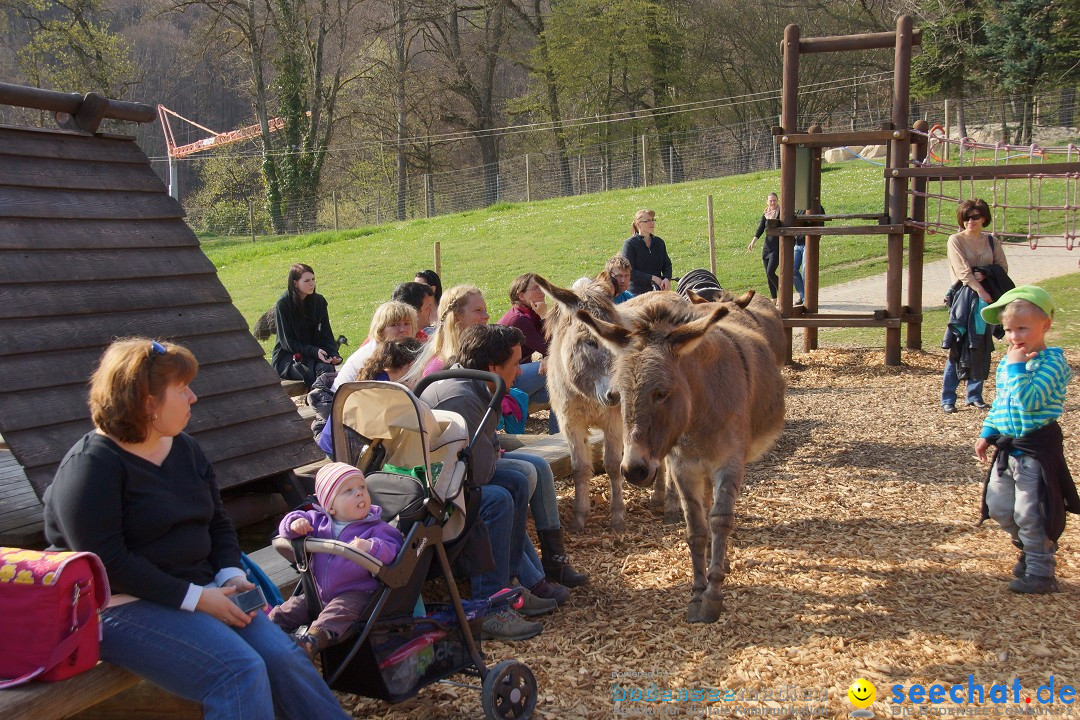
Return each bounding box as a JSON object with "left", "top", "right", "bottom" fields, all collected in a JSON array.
[
  {"left": 747, "top": 192, "right": 781, "bottom": 301},
  {"left": 621, "top": 209, "right": 672, "bottom": 295},
  {"left": 43, "top": 338, "right": 350, "bottom": 720},
  {"left": 271, "top": 263, "right": 341, "bottom": 387}
]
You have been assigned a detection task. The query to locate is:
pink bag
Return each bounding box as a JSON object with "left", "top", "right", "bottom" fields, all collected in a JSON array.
[{"left": 0, "top": 547, "right": 111, "bottom": 688}]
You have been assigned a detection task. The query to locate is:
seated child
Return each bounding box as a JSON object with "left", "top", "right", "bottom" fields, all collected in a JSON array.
[
  {"left": 976, "top": 286, "right": 1078, "bottom": 594},
  {"left": 270, "top": 462, "right": 404, "bottom": 657}
]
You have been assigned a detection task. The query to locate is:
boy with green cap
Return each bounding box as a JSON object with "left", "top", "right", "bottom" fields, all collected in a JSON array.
[{"left": 975, "top": 285, "right": 1078, "bottom": 593}]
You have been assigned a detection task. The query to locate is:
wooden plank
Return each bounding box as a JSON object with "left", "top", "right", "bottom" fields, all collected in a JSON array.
[
  {"left": 247, "top": 544, "right": 301, "bottom": 598},
  {"left": 782, "top": 317, "right": 903, "bottom": 328},
  {"left": 0, "top": 331, "right": 267, "bottom": 393},
  {"left": 780, "top": 129, "right": 905, "bottom": 146},
  {"left": 0, "top": 304, "right": 250, "bottom": 356},
  {"left": 69, "top": 680, "right": 202, "bottom": 720},
  {"left": 0, "top": 359, "right": 283, "bottom": 433},
  {"left": 798, "top": 27, "right": 921, "bottom": 53},
  {"left": 0, "top": 218, "right": 198, "bottom": 250},
  {"left": 889, "top": 161, "right": 1080, "bottom": 180},
  {"left": 766, "top": 224, "right": 906, "bottom": 236},
  {"left": 281, "top": 379, "right": 307, "bottom": 397},
  {"left": 0, "top": 247, "right": 215, "bottom": 284},
  {"left": 0, "top": 126, "right": 147, "bottom": 163},
  {"left": 211, "top": 439, "right": 325, "bottom": 491},
  {"left": 499, "top": 430, "right": 605, "bottom": 479},
  {"left": 0, "top": 186, "right": 183, "bottom": 220},
  {"left": 800, "top": 213, "right": 883, "bottom": 221},
  {"left": 0, "top": 662, "right": 141, "bottom": 720},
  {"left": 0, "top": 155, "right": 164, "bottom": 192},
  {"left": 194, "top": 413, "right": 319, "bottom": 466},
  {"left": 0, "top": 274, "right": 231, "bottom": 320}
]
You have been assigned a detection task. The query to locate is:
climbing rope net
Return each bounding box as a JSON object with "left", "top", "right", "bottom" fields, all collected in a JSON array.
[{"left": 907, "top": 125, "right": 1079, "bottom": 250}]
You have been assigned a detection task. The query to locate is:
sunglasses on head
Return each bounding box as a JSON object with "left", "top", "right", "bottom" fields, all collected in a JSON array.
[{"left": 149, "top": 340, "right": 167, "bottom": 357}]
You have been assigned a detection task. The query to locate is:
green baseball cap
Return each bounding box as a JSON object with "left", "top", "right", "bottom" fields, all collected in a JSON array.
[{"left": 981, "top": 285, "right": 1055, "bottom": 325}]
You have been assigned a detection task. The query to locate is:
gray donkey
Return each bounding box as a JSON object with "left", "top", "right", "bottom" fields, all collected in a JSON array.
[{"left": 575, "top": 290, "right": 785, "bottom": 622}]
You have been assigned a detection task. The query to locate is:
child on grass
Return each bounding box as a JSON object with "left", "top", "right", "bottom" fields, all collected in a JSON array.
[
  {"left": 270, "top": 462, "right": 404, "bottom": 656},
  {"left": 975, "top": 286, "right": 1078, "bottom": 594}
]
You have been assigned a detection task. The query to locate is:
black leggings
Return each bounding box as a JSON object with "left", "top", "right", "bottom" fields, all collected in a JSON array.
[{"left": 761, "top": 250, "right": 779, "bottom": 299}]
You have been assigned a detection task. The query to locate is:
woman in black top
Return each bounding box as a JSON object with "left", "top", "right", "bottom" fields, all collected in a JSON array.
[
  {"left": 271, "top": 262, "right": 341, "bottom": 386},
  {"left": 747, "top": 192, "right": 781, "bottom": 299},
  {"left": 43, "top": 338, "right": 349, "bottom": 720},
  {"left": 621, "top": 209, "right": 672, "bottom": 295}
]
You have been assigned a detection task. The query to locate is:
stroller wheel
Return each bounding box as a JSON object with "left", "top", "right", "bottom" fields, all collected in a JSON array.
[{"left": 482, "top": 659, "right": 537, "bottom": 720}]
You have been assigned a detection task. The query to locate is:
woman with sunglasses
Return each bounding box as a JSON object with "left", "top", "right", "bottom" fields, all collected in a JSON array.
[
  {"left": 941, "top": 198, "right": 1010, "bottom": 413},
  {"left": 44, "top": 338, "right": 350, "bottom": 720},
  {"left": 621, "top": 209, "right": 672, "bottom": 295}
]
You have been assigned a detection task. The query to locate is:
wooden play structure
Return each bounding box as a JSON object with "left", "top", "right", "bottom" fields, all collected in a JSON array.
[
  {"left": 771, "top": 15, "right": 1080, "bottom": 365},
  {"left": 0, "top": 82, "right": 325, "bottom": 548}
]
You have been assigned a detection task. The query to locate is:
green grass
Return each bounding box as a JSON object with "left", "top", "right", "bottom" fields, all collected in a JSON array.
[
  {"left": 816, "top": 272, "right": 1080, "bottom": 350},
  {"left": 201, "top": 161, "right": 1076, "bottom": 355}
]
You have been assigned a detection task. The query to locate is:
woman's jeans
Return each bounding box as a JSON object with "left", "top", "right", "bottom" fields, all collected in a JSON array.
[
  {"left": 985, "top": 454, "right": 1055, "bottom": 577},
  {"left": 101, "top": 601, "right": 349, "bottom": 720},
  {"left": 941, "top": 357, "right": 984, "bottom": 406},
  {"left": 514, "top": 361, "right": 559, "bottom": 434},
  {"left": 499, "top": 452, "right": 561, "bottom": 588},
  {"left": 793, "top": 242, "right": 806, "bottom": 302}
]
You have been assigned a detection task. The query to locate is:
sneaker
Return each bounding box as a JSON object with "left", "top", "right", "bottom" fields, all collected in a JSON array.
[
  {"left": 942, "top": 404, "right": 957, "bottom": 414},
  {"left": 1008, "top": 574, "right": 1059, "bottom": 594},
  {"left": 529, "top": 578, "right": 571, "bottom": 605},
  {"left": 1012, "top": 552, "right": 1026, "bottom": 579},
  {"left": 517, "top": 587, "right": 558, "bottom": 617},
  {"left": 967, "top": 400, "right": 990, "bottom": 410},
  {"left": 293, "top": 632, "right": 321, "bottom": 661},
  {"left": 480, "top": 608, "right": 543, "bottom": 642}
]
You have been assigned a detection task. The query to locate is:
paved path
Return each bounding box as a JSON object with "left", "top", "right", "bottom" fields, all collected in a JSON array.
[{"left": 815, "top": 244, "right": 1079, "bottom": 313}]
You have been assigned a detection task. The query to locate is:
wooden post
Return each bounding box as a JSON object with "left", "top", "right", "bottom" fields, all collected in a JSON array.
[
  {"left": 424, "top": 173, "right": 432, "bottom": 218},
  {"left": 641, "top": 135, "right": 648, "bottom": 187},
  {"left": 778, "top": 23, "right": 801, "bottom": 364},
  {"left": 907, "top": 119, "right": 929, "bottom": 350},
  {"left": 434, "top": 241, "right": 441, "bottom": 278},
  {"left": 525, "top": 153, "right": 531, "bottom": 203},
  {"left": 582, "top": 156, "right": 588, "bottom": 193},
  {"left": 884, "top": 14, "right": 913, "bottom": 367},
  {"left": 707, "top": 195, "right": 716, "bottom": 276},
  {"left": 668, "top": 144, "right": 674, "bottom": 183},
  {"left": 804, "top": 124, "right": 823, "bottom": 352},
  {"left": 333, "top": 191, "right": 339, "bottom": 231},
  {"left": 376, "top": 189, "right": 381, "bottom": 225},
  {"left": 943, "top": 99, "right": 950, "bottom": 162},
  {"left": 248, "top": 200, "right": 255, "bottom": 243}
]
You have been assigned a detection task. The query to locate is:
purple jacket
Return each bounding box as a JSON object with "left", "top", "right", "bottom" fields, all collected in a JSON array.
[
  {"left": 278, "top": 505, "right": 403, "bottom": 602},
  {"left": 498, "top": 304, "right": 547, "bottom": 359}
]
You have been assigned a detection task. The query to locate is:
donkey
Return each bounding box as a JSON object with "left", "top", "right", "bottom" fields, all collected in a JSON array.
[
  {"left": 534, "top": 275, "right": 633, "bottom": 531},
  {"left": 576, "top": 290, "right": 785, "bottom": 622}
]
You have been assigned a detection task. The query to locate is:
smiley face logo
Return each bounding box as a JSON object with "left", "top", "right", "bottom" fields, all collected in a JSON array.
[{"left": 848, "top": 678, "right": 876, "bottom": 714}]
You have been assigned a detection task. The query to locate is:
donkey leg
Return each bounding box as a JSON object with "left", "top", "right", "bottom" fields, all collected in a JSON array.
[
  {"left": 698, "top": 468, "right": 742, "bottom": 624},
  {"left": 675, "top": 470, "right": 710, "bottom": 623},
  {"left": 662, "top": 463, "right": 683, "bottom": 525},
  {"left": 567, "top": 423, "right": 594, "bottom": 532},
  {"left": 603, "top": 412, "right": 626, "bottom": 531}
]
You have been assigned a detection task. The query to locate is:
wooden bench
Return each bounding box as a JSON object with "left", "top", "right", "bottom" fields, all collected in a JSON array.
[{"left": 0, "top": 547, "right": 302, "bottom": 720}]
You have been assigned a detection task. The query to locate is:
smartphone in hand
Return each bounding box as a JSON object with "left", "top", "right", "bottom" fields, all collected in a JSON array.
[{"left": 231, "top": 586, "right": 267, "bottom": 613}]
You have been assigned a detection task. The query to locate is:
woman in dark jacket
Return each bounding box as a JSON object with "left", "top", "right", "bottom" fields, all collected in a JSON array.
[
  {"left": 621, "top": 209, "right": 672, "bottom": 295},
  {"left": 747, "top": 192, "right": 781, "bottom": 300},
  {"left": 270, "top": 262, "right": 341, "bottom": 386}
]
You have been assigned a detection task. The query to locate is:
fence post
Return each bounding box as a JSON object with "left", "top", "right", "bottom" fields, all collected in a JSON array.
[
  {"left": 641, "top": 135, "right": 648, "bottom": 187},
  {"left": 434, "top": 241, "right": 441, "bottom": 278},
  {"left": 582, "top": 156, "right": 588, "bottom": 194},
  {"left": 943, "top": 99, "right": 950, "bottom": 161},
  {"left": 333, "top": 191, "right": 339, "bottom": 231},
  {"left": 248, "top": 200, "right": 255, "bottom": 243},
  {"left": 773, "top": 114, "right": 781, "bottom": 170},
  {"left": 525, "top": 153, "right": 531, "bottom": 203},
  {"left": 707, "top": 194, "right": 716, "bottom": 276},
  {"left": 424, "top": 174, "right": 432, "bottom": 217},
  {"left": 376, "top": 189, "right": 381, "bottom": 225},
  {"left": 668, "top": 144, "right": 674, "bottom": 183}
]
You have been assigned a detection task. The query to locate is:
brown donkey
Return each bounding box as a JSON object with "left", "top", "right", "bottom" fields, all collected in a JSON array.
[
  {"left": 576, "top": 291, "right": 785, "bottom": 622},
  {"left": 534, "top": 275, "right": 632, "bottom": 530}
]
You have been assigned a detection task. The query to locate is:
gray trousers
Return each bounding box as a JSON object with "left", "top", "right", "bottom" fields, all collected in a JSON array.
[
  {"left": 985, "top": 453, "right": 1056, "bottom": 577},
  {"left": 269, "top": 590, "right": 373, "bottom": 639}
]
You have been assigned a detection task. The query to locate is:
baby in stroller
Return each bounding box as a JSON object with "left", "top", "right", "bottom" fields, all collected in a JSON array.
[{"left": 270, "top": 462, "right": 404, "bottom": 658}]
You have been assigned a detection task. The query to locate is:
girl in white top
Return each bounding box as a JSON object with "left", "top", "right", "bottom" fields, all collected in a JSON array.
[{"left": 331, "top": 301, "right": 417, "bottom": 391}]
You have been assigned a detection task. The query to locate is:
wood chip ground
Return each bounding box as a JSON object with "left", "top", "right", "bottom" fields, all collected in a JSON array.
[{"left": 341, "top": 347, "right": 1080, "bottom": 719}]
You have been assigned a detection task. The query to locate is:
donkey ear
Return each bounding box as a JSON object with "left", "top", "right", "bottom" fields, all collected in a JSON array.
[
  {"left": 668, "top": 304, "right": 729, "bottom": 356},
  {"left": 575, "top": 309, "right": 632, "bottom": 352},
  {"left": 686, "top": 289, "right": 710, "bottom": 305},
  {"left": 734, "top": 290, "right": 756, "bottom": 308},
  {"left": 534, "top": 275, "right": 581, "bottom": 308}
]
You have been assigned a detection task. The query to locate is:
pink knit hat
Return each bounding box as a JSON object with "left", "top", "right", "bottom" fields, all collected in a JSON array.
[{"left": 315, "top": 462, "right": 364, "bottom": 509}]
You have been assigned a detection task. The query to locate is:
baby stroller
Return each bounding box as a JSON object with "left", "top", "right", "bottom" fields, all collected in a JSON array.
[{"left": 273, "top": 370, "right": 537, "bottom": 719}]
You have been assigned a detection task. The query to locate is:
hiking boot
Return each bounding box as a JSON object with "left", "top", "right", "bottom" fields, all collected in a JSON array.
[
  {"left": 538, "top": 529, "right": 589, "bottom": 587},
  {"left": 529, "top": 578, "right": 571, "bottom": 606},
  {"left": 1012, "top": 552, "right": 1026, "bottom": 579},
  {"left": 967, "top": 400, "right": 991, "bottom": 410},
  {"left": 517, "top": 587, "right": 558, "bottom": 617},
  {"left": 942, "top": 404, "right": 957, "bottom": 414},
  {"left": 1008, "top": 574, "right": 1059, "bottom": 594},
  {"left": 481, "top": 608, "right": 543, "bottom": 642}
]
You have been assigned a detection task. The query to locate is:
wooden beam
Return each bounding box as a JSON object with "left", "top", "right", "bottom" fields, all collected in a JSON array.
[
  {"left": 783, "top": 317, "right": 903, "bottom": 328},
  {"left": 798, "top": 27, "right": 921, "bottom": 54},
  {"left": 800, "top": 213, "right": 884, "bottom": 221},
  {"left": 767, "top": 224, "right": 906, "bottom": 236},
  {"left": 779, "top": 130, "right": 906, "bottom": 146},
  {"left": 889, "top": 161, "right": 1080, "bottom": 180},
  {"left": 0, "top": 82, "right": 156, "bottom": 125}
]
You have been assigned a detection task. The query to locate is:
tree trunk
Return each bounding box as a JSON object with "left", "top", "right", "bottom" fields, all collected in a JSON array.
[
  {"left": 956, "top": 99, "right": 967, "bottom": 139},
  {"left": 394, "top": 0, "right": 407, "bottom": 221}
]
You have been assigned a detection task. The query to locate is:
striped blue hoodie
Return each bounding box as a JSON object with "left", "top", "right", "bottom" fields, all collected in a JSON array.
[{"left": 981, "top": 347, "right": 1072, "bottom": 440}]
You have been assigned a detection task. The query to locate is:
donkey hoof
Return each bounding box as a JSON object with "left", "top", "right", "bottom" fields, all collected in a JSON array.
[
  {"left": 648, "top": 495, "right": 665, "bottom": 511},
  {"left": 610, "top": 517, "right": 626, "bottom": 532},
  {"left": 697, "top": 596, "right": 724, "bottom": 623},
  {"left": 686, "top": 598, "right": 702, "bottom": 623},
  {"left": 663, "top": 510, "right": 683, "bottom": 525},
  {"left": 568, "top": 516, "right": 587, "bottom": 533}
]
